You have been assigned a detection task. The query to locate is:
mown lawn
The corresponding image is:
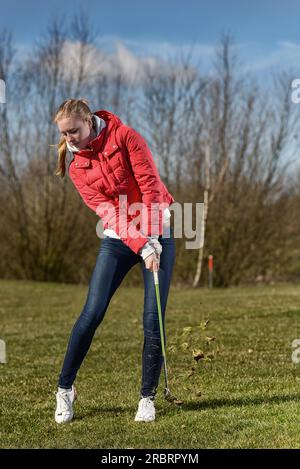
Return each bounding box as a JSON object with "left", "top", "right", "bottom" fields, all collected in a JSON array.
[{"left": 0, "top": 279, "right": 299, "bottom": 448}]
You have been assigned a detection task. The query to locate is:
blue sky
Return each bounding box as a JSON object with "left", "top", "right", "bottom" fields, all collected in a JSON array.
[{"left": 1, "top": 0, "right": 300, "bottom": 76}]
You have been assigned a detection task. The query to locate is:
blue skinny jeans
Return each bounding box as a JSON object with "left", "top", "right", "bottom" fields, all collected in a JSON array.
[{"left": 58, "top": 226, "right": 176, "bottom": 400}]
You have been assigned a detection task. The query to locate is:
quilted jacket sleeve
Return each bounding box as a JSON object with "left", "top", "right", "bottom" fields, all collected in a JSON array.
[
  {"left": 121, "top": 125, "right": 164, "bottom": 237},
  {"left": 68, "top": 169, "right": 149, "bottom": 255}
]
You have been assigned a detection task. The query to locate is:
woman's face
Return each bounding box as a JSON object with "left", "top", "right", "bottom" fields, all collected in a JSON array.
[{"left": 57, "top": 116, "right": 93, "bottom": 150}]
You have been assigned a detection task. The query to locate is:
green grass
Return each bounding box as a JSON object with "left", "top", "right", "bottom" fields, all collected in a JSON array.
[{"left": 0, "top": 279, "right": 299, "bottom": 448}]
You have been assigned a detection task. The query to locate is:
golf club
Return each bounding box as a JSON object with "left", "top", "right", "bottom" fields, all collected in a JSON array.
[{"left": 153, "top": 263, "right": 182, "bottom": 405}]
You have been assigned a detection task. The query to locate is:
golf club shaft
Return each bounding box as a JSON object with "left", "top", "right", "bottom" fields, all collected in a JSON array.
[{"left": 153, "top": 270, "right": 169, "bottom": 393}]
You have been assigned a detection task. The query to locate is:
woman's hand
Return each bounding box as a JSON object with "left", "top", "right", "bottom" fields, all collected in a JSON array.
[
  {"left": 148, "top": 237, "right": 162, "bottom": 256},
  {"left": 144, "top": 252, "right": 160, "bottom": 272}
]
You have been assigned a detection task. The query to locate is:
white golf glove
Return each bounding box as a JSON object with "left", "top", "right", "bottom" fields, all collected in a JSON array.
[
  {"left": 139, "top": 236, "right": 162, "bottom": 261},
  {"left": 148, "top": 236, "right": 162, "bottom": 256}
]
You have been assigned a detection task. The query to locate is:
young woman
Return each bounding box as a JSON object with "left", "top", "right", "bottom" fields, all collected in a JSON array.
[{"left": 53, "top": 99, "right": 175, "bottom": 423}]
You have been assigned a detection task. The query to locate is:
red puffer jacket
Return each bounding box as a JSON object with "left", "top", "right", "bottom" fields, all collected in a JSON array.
[{"left": 68, "top": 109, "right": 175, "bottom": 254}]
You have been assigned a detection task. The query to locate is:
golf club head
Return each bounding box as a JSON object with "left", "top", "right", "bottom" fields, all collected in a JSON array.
[{"left": 164, "top": 388, "right": 183, "bottom": 405}]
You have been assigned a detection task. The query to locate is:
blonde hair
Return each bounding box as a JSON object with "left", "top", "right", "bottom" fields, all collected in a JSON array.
[{"left": 51, "top": 98, "right": 94, "bottom": 178}]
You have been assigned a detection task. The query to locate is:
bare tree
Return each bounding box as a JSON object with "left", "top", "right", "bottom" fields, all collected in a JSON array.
[
  {"left": 139, "top": 49, "right": 206, "bottom": 188},
  {"left": 190, "top": 35, "right": 298, "bottom": 286},
  {"left": 1, "top": 21, "right": 299, "bottom": 287},
  {"left": 0, "top": 15, "right": 104, "bottom": 281}
]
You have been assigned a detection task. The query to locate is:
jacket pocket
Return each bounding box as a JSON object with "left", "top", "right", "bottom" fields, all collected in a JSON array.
[{"left": 103, "top": 145, "right": 121, "bottom": 167}]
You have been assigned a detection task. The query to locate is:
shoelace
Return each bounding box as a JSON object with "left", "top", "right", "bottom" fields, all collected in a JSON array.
[
  {"left": 140, "top": 397, "right": 154, "bottom": 409},
  {"left": 56, "top": 392, "right": 71, "bottom": 413}
]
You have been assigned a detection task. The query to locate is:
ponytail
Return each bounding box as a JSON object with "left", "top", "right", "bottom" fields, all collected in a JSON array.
[{"left": 54, "top": 136, "right": 67, "bottom": 178}]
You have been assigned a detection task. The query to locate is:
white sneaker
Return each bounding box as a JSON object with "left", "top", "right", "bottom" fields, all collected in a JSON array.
[
  {"left": 134, "top": 397, "right": 155, "bottom": 422},
  {"left": 55, "top": 385, "right": 77, "bottom": 424}
]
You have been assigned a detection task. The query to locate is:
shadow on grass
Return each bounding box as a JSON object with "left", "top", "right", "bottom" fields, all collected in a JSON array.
[
  {"left": 74, "top": 394, "right": 299, "bottom": 421},
  {"left": 75, "top": 405, "right": 136, "bottom": 421},
  {"left": 170, "top": 393, "right": 300, "bottom": 413}
]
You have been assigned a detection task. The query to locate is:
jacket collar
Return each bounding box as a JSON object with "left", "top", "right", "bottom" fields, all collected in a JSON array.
[{"left": 67, "top": 110, "right": 123, "bottom": 169}]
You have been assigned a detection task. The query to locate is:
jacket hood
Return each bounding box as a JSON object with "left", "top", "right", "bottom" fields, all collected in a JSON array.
[{"left": 94, "top": 109, "right": 123, "bottom": 129}]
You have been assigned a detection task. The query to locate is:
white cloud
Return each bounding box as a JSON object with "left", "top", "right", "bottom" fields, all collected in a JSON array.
[
  {"left": 60, "top": 38, "right": 148, "bottom": 84},
  {"left": 17, "top": 34, "right": 300, "bottom": 85},
  {"left": 59, "top": 36, "right": 201, "bottom": 85},
  {"left": 243, "top": 41, "right": 300, "bottom": 73},
  {"left": 97, "top": 34, "right": 216, "bottom": 66}
]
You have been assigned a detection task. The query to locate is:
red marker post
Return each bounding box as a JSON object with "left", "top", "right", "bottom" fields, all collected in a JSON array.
[{"left": 208, "top": 255, "right": 213, "bottom": 289}]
